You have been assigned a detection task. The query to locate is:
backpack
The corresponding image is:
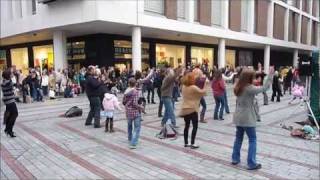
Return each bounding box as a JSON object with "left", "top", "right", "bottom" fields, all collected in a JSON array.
[
  {"left": 64, "top": 106, "right": 83, "bottom": 118},
  {"left": 156, "top": 120, "right": 178, "bottom": 139}
]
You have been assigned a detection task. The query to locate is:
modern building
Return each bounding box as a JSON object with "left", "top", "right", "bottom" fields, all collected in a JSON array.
[{"left": 0, "top": 0, "right": 319, "bottom": 73}]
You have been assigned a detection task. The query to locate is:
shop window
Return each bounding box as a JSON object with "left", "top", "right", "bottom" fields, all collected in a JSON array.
[
  {"left": 156, "top": 44, "right": 185, "bottom": 68},
  {"left": 144, "top": 0, "right": 165, "bottom": 14},
  {"left": 211, "top": 0, "right": 222, "bottom": 26},
  {"left": 10, "top": 48, "right": 29, "bottom": 74},
  {"left": 0, "top": 50, "right": 7, "bottom": 71},
  {"left": 191, "top": 47, "right": 214, "bottom": 70},
  {"left": 33, "top": 45, "right": 54, "bottom": 71},
  {"left": 225, "top": 50, "right": 236, "bottom": 68},
  {"left": 67, "top": 41, "right": 86, "bottom": 60},
  {"left": 114, "top": 40, "right": 150, "bottom": 71},
  {"left": 238, "top": 51, "right": 253, "bottom": 66}
]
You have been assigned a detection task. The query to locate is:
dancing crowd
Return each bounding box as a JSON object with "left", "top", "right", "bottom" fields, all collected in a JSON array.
[{"left": 1, "top": 61, "right": 303, "bottom": 170}]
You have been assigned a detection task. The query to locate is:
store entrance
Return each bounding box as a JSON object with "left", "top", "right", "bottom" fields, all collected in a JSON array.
[{"left": 114, "top": 59, "right": 131, "bottom": 72}]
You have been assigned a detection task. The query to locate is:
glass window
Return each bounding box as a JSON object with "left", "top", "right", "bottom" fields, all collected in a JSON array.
[
  {"left": 177, "top": 0, "right": 186, "bottom": 19},
  {"left": 156, "top": 44, "right": 185, "bottom": 68},
  {"left": 238, "top": 51, "right": 253, "bottom": 66},
  {"left": 67, "top": 41, "right": 86, "bottom": 61},
  {"left": 241, "top": 0, "right": 250, "bottom": 32},
  {"left": 225, "top": 50, "right": 236, "bottom": 68},
  {"left": 194, "top": 0, "right": 199, "bottom": 21},
  {"left": 10, "top": 48, "right": 29, "bottom": 74},
  {"left": 0, "top": 50, "right": 7, "bottom": 71},
  {"left": 191, "top": 47, "right": 214, "bottom": 70},
  {"left": 211, "top": 0, "right": 222, "bottom": 26},
  {"left": 33, "top": 45, "right": 54, "bottom": 71},
  {"left": 114, "top": 40, "right": 150, "bottom": 71},
  {"left": 32, "top": 0, "right": 37, "bottom": 15},
  {"left": 144, "top": 0, "right": 165, "bottom": 14}
]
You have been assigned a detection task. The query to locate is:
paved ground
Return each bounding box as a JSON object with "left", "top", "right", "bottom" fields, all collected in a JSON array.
[{"left": 0, "top": 86, "right": 319, "bottom": 180}]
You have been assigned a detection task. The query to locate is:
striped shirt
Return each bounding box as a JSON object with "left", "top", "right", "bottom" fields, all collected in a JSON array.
[{"left": 1, "top": 80, "right": 16, "bottom": 105}]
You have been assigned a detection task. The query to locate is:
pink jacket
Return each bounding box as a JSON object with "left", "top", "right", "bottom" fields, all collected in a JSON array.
[
  {"left": 102, "top": 93, "right": 122, "bottom": 111},
  {"left": 292, "top": 85, "right": 304, "bottom": 97}
]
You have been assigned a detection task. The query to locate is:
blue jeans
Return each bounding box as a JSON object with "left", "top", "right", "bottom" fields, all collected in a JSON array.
[
  {"left": 162, "top": 97, "right": 176, "bottom": 126},
  {"left": 224, "top": 91, "right": 230, "bottom": 113},
  {"left": 232, "top": 126, "right": 257, "bottom": 169},
  {"left": 200, "top": 97, "right": 206, "bottom": 117},
  {"left": 214, "top": 95, "right": 225, "bottom": 119},
  {"left": 127, "top": 116, "right": 141, "bottom": 146}
]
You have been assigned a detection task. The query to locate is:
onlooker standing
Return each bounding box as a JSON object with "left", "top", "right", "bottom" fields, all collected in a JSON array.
[
  {"left": 283, "top": 67, "right": 293, "bottom": 95},
  {"left": 146, "top": 70, "right": 156, "bottom": 104},
  {"left": 154, "top": 69, "right": 165, "bottom": 117},
  {"left": 41, "top": 71, "right": 49, "bottom": 96},
  {"left": 271, "top": 71, "right": 282, "bottom": 102},
  {"left": 161, "top": 66, "right": 183, "bottom": 127},
  {"left": 123, "top": 78, "right": 144, "bottom": 149},
  {"left": 232, "top": 67, "right": 274, "bottom": 170},
  {"left": 1, "top": 70, "right": 19, "bottom": 138},
  {"left": 211, "top": 70, "right": 226, "bottom": 120},
  {"left": 193, "top": 65, "right": 207, "bottom": 123},
  {"left": 179, "top": 72, "right": 208, "bottom": 149},
  {"left": 255, "top": 63, "right": 268, "bottom": 105},
  {"left": 85, "top": 67, "right": 103, "bottom": 128},
  {"left": 102, "top": 92, "right": 122, "bottom": 133}
]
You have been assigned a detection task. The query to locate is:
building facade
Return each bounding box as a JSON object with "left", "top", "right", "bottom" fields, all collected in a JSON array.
[{"left": 0, "top": 0, "right": 319, "bottom": 73}]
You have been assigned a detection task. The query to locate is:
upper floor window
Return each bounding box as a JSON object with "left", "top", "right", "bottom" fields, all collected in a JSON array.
[
  {"left": 211, "top": 0, "right": 222, "bottom": 26},
  {"left": 241, "top": 0, "right": 250, "bottom": 32},
  {"left": 194, "top": 0, "right": 199, "bottom": 21},
  {"left": 144, "top": 0, "right": 164, "bottom": 14},
  {"left": 32, "top": 0, "right": 37, "bottom": 15},
  {"left": 177, "top": 0, "right": 186, "bottom": 19}
]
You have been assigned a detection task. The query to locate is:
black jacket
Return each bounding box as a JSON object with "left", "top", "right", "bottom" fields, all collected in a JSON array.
[{"left": 85, "top": 75, "right": 102, "bottom": 97}]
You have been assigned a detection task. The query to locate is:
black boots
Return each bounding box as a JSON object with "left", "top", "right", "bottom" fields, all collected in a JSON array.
[{"left": 105, "top": 118, "right": 114, "bottom": 133}]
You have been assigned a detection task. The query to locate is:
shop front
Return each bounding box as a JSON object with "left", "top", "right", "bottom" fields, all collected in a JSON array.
[
  {"left": 67, "top": 41, "right": 86, "bottom": 72},
  {"left": 156, "top": 44, "right": 185, "bottom": 68},
  {"left": 226, "top": 49, "right": 236, "bottom": 68},
  {"left": 33, "top": 45, "right": 54, "bottom": 71},
  {"left": 114, "top": 40, "right": 150, "bottom": 71},
  {"left": 10, "top": 48, "right": 29, "bottom": 74},
  {"left": 191, "top": 46, "right": 214, "bottom": 69},
  {"left": 0, "top": 50, "right": 7, "bottom": 71}
]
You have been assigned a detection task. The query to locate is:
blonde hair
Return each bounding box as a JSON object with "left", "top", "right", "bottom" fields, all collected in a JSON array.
[{"left": 181, "top": 72, "right": 196, "bottom": 87}]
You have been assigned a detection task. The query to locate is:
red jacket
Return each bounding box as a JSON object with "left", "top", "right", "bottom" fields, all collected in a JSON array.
[{"left": 211, "top": 79, "right": 225, "bottom": 97}]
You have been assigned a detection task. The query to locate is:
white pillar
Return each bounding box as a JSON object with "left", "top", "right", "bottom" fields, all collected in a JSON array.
[
  {"left": 218, "top": 39, "right": 226, "bottom": 69},
  {"left": 284, "top": 8, "right": 289, "bottom": 41},
  {"left": 307, "top": 19, "right": 312, "bottom": 45},
  {"left": 53, "top": 31, "right": 67, "bottom": 71},
  {"left": 264, "top": 45, "right": 270, "bottom": 74},
  {"left": 248, "top": 0, "right": 255, "bottom": 34},
  {"left": 299, "top": 0, "right": 303, "bottom": 10},
  {"left": 296, "top": 14, "right": 302, "bottom": 43},
  {"left": 186, "top": 0, "right": 195, "bottom": 23},
  {"left": 132, "top": 26, "right": 142, "bottom": 72},
  {"left": 267, "top": 0, "right": 274, "bottom": 37},
  {"left": 222, "top": 0, "right": 229, "bottom": 29},
  {"left": 293, "top": 49, "right": 299, "bottom": 68}
]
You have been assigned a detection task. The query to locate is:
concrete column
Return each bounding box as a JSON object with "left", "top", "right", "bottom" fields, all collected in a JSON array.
[
  {"left": 299, "top": 0, "right": 303, "bottom": 10},
  {"left": 186, "top": 0, "right": 195, "bottom": 23},
  {"left": 248, "top": 0, "right": 255, "bottom": 34},
  {"left": 293, "top": 49, "right": 299, "bottom": 68},
  {"left": 307, "top": 19, "right": 312, "bottom": 45},
  {"left": 284, "top": 8, "right": 289, "bottom": 41},
  {"left": 132, "top": 26, "right": 142, "bottom": 72},
  {"left": 218, "top": 39, "right": 226, "bottom": 69},
  {"left": 264, "top": 45, "right": 270, "bottom": 74},
  {"left": 296, "top": 14, "right": 302, "bottom": 43},
  {"left": 222, "top": 0, "right": 229, "bottom": 29},
  {"left": 53, "top": 31, "right": 67, "bottom": 71},
  {"left": 267, "top": 0, "right": 274, "bottom": 37}
]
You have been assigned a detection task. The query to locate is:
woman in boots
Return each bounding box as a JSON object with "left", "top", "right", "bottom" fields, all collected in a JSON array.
[
  {"left": 102, "top": 92, "right": 122, "bottom": 132},
  {"left": 1, "top": 69, "right": 19, "bottom": 138}
]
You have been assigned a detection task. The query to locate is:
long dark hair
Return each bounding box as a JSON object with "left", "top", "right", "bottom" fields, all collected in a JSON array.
[{"left": 234, "top": 69, "right": 256, "bottom": 96}]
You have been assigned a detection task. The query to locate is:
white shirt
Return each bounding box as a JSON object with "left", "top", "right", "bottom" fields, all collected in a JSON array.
[{"left": 42, "top": 75, "right": 49, "bottom": 86}]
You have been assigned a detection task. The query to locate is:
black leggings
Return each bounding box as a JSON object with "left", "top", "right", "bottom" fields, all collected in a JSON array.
[
  {"left": 4, "top": 103, "right": 18, "bottom": 133},
  {"left": 184, "top": 112, "right": 198, "bottom": 145}
]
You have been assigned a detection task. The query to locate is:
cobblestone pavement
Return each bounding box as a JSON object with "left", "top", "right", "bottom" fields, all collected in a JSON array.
[{"left": 1, "top": 87, "right": 319, "bottom": 180}]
